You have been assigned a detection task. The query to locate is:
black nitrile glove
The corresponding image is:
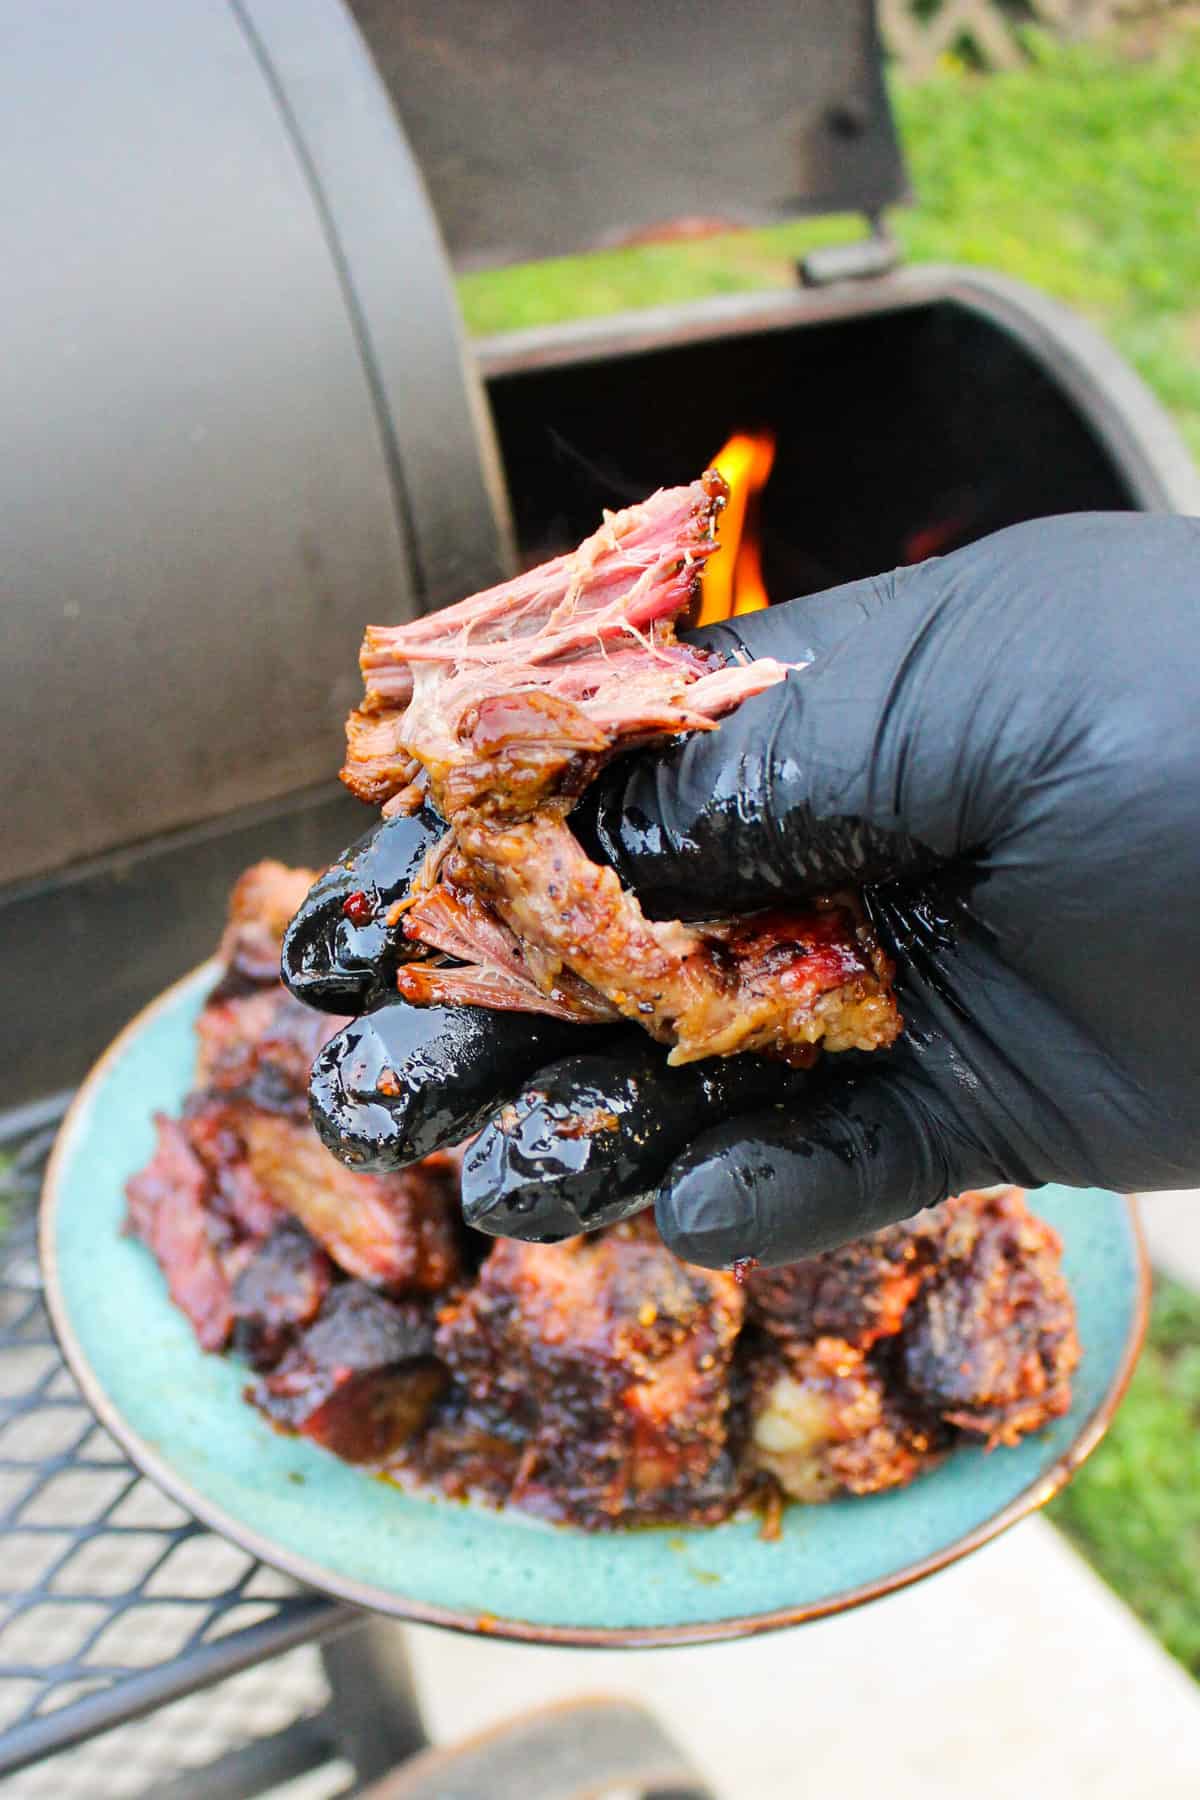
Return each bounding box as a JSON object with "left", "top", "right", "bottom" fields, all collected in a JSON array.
[
  {"left": 285, "top": 514, "right": 1200, "bottom": 1268},
  {"left": 283, "top": 807, "right": 604, "bottom": 1169},
  {"left": 282, "top": 804, "right": 446, "bottom": 1016}
]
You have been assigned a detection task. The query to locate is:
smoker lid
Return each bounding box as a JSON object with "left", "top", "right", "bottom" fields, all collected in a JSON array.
[{"left": 346, "top": 0, "right": 908, "bottom": 271}]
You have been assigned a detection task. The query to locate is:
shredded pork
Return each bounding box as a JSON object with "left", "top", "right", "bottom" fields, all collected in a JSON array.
[{"left": 341, "top": 473, "right": 900, "bottom": 1067}]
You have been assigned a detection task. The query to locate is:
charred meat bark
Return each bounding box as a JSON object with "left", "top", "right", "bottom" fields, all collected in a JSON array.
[
  {"left": 746, "top": 1213, "right": 943, "bottom": 1357},
  {"left": 196, "top": 986, "right": 340, "bottom": 1120},
  {"left": 431, "top": 1216, "right": 745, "bottom": 1527},
  {"left": 176, "top": 1086, "right": 462, "bottom": 1299},
  {"left": 745, "top": 1189, "right": 1080, "bottom": 1496},
  {"left": 340, "top": 475, "right": 900, "bottom": 1068},
  {"left": 249, "top": 1284, "right": 444, "bottom": 1462},
  {"left": 231, "top": 1218, "right": 334, "bottom": 1370},
  {"left": 900, "top": 1188, "right": 1080, "bottom": 1446}
]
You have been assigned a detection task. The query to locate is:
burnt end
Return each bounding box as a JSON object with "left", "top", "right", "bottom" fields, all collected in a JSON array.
[
  {"left": 299, "top": 1282, "right": 436, "bottom": 1368},
  {"left": 279, "top": 1364, "right": 447, "bottom": 1465},
  {"left": 230, "top": 1218, "right": 334, "bottom": 1370},
  {"left": 899, "top": 1189, "right": 1080, "bottom": 1447},
  {"left": 745, "top": 1338, "right": 949, "bottom": 1504},
  {"left": 433, "top": 1219, "right": 745, "bottom": 1528},
  {"left": 411, "top": 1388, "right": 529, "bottom": 1509},
  {"left": 249, "top": 1283, "right": 445, "bottom": 1463},
  {"left": 747, "top": 1218, "right": 936, "bottom": 1355},
  {"left": 233, "top": 1114, "right": 464, "bottom": 1294},
  {"left": 740, "top": 1189, "right": 1080, "bottom": 1499}
]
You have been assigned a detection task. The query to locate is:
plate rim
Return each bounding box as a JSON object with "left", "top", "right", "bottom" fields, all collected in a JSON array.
[{"left": 39, "top": 961, "right": 1152, "bottom": 1649}]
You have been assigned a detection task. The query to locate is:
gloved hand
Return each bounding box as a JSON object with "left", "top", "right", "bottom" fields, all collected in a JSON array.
[{"left": 284, "top": 513, "right": 1200, "bottom": 1267}]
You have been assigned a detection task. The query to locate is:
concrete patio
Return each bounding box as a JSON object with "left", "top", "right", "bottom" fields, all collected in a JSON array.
[
  {"left": 1139, "top": 1189, "right": 1200, "bottom": 1291},
  {"left": 403, "top": 1514, "right": 1200, "bottom": 1799}
]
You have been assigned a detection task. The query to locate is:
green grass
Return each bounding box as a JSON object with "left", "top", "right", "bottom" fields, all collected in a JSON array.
[
  {"left": 895, "top": 28, "right": 1200, "bottom": 458},
  {"left": 1049, "top": 1277, "right": 1200, "bottom": 1680},
  {"left": 457, "top": 28, "right": 1200, "bottom": 457}
]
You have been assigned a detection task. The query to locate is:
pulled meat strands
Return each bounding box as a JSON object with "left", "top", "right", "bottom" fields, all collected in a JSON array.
[
  {"left": 343, "top": 473, "right": 900, "bottom": 1067},
  {"left": 393, "top": 878, "right": 616, "bottom": 1025}
]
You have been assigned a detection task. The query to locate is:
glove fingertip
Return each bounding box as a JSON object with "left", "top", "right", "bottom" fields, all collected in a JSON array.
[
  {"left": 656, "top": 1078, "right": 981, "bottom": 1271},
  {"left": 654, "top": 1154, "right": 768, "bottom": 1271}
]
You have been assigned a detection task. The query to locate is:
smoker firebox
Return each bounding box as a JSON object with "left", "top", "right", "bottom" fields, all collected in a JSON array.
[{"left": 481, "top": 276, "right": 1192, "bottom": 597}]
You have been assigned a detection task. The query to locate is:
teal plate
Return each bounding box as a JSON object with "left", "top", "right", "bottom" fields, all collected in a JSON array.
[{"left": 42, "top": 963, "right": 1149, "bottom": 1647}]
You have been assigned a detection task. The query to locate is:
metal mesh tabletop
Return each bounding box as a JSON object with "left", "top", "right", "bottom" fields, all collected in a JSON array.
[{"left": 0, "top": 1107, "right": 353, "bottom": 1783}]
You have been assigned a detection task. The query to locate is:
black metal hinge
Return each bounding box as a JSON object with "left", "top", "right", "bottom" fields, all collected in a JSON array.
[{"left": 799, "top": 216, "right": 900, "bottom": 288}]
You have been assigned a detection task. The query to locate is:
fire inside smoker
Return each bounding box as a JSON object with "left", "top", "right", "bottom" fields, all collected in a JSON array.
[
  {"left": 694, "top": 429, "right": 775, "bottom": 624},
  {"left": 340, "top": 458, "right": 901, "bottom": 1069}
]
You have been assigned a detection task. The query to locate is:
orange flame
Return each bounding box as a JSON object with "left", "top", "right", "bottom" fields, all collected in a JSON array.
[{"left": 696, "top": 430, "right": 776, "bottom": 625}]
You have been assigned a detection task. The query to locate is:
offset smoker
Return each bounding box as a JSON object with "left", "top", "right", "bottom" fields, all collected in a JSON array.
[{"left": 3, "top": 0, "right": 1197, "bottom": 1112}]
